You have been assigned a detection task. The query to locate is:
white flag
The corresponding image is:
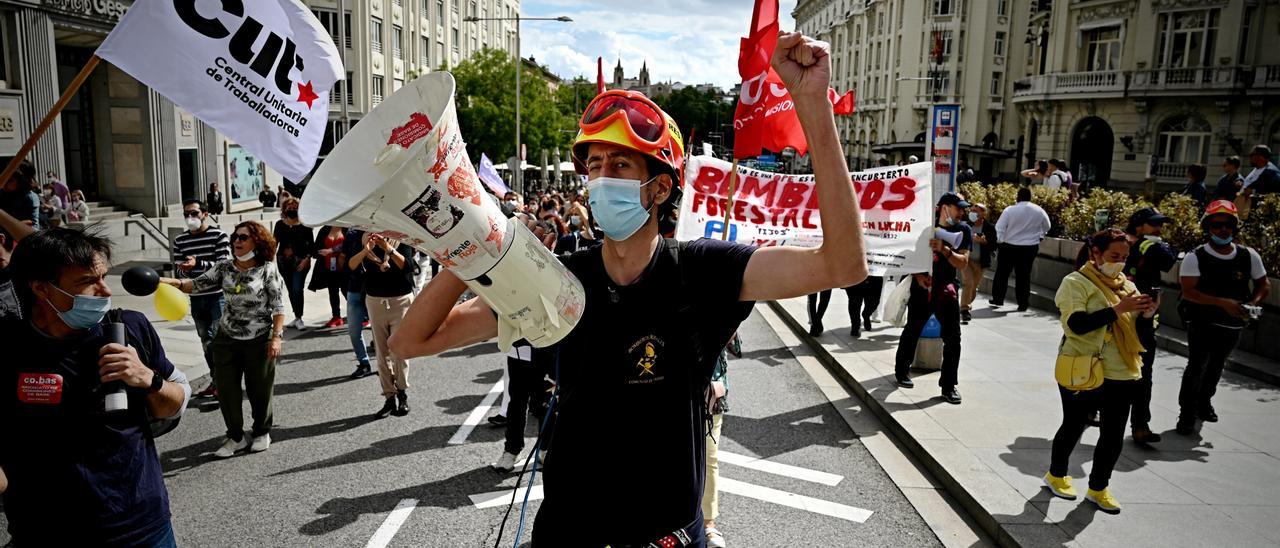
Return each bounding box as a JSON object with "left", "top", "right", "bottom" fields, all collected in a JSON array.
[{"left": 96, "top": 0, "right": 343, "bottom": 182}]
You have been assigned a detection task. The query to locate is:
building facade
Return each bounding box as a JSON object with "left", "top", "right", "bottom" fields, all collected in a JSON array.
[
  {"left": 796, "top": 0, "right": 1280, "bottom": 190},
  {"left": 0, "top": 0, "right": 518, "bottom": 217},
  {"left": 794, "top": 0, "right": 1024, "bottom": 180},
  {"left": 1011, "top": 0, "right": 1280, "bottom": 191}
]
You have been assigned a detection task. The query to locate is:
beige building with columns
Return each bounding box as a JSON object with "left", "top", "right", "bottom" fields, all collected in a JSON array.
[{"left": 1011, "top": 0, "right": 1280, "bottom": 191}]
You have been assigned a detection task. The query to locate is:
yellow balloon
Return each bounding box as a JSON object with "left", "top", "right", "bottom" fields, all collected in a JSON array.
[{"left": 154, "top": 283, "right": 190, "bottom": 321}]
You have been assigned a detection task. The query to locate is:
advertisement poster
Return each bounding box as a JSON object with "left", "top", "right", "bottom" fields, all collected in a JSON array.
[
  {"left": 676, "top": 155, "right": 934, "bottom": 275},
  {"left": 927, "top": 103, "right": 960, "bottom": 200},
  {"left": 227, "top": 142, "right": 265, "bottom": 212}
]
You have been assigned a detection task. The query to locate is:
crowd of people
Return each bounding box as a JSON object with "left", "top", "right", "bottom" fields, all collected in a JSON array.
[{"left": 0, "top": 27, "right": 1275, "bottom": 547}]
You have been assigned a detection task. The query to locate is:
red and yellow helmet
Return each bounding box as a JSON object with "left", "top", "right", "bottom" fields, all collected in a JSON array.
[
  {"left": 1201, "top": 199, "right": 1240, "bottom": 228},
  {"left": 572, "top": 89, "right": 685, "bottom": 182}
]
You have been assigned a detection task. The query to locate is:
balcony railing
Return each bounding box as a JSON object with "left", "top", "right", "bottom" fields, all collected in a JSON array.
[
  {"left": 1255, "top": 65, "right": 1280, "bottom": 90},
  {"left": 1154, "top": 161, "right": 1190, "bottom": 181},
  {"left": 1012, "top": 70, "right": 1124, "bottom": 100}
]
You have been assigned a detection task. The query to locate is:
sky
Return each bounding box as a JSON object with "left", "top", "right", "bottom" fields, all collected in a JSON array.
[{"left": 519, "top": 0, "right": 797, "bottom": 90}]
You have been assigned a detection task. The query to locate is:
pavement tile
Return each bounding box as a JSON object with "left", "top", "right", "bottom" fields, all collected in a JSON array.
[
  {"left": 1034, "top": 501, "right": 1276, "bottom": 548},
  {"left": 1215, "top": 504, "right": 1280, "bottom": 545}
]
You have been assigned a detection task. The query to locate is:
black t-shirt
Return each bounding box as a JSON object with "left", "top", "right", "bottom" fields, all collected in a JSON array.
[
  {"left": 533, "top": 238, "right": 756, "bottom": 546},
  {"left": 0, "top": 267, "right": 21, "bottom": 321},
  {"left": 933, "top": 222, "right": 972, "bottom": 287},
  {"left": 1124, "top": 237, "right": 1177, "bottom": 294},
  {"left": 273, "top": 221, "right": 315, "bottom": 269},
  {"left": 362, "top": 243, "right": 417, "bottom": 298},
  {"left": 0, "top": 311, "right": 175, "bottom": 545},
  {"left": 341, "top": 229, "right": 368, "bottom": 294}
]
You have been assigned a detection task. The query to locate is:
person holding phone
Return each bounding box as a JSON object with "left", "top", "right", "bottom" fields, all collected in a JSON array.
[{"left": 1121, "top": 208, "right": 1177, "bottom": 444}]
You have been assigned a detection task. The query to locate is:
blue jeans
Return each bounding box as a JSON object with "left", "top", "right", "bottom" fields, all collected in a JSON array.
[
  {"left": 347, "top": 290, "right": 370, "bottom": 366},
  {"left": 190, "top": 293, "right": 224, "bottom": 374},
  {"left": 132, "top": 520, "right": 177, "bottom": 548},
  {"left": 283, "top": 268, "right": 306, "bottom": 318}
]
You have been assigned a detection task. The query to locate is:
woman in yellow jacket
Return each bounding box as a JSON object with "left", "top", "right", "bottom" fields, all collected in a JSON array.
[{"left": 1044, "top": 229, "right": 1156, "bottom": 514}]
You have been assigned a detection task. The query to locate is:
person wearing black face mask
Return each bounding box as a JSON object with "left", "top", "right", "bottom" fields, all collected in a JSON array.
[{"left": 273, "top": 198, "right": 314, "bottom": 330}]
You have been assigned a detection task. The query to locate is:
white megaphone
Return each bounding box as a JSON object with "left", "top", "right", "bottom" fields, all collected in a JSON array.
[
  {"left": 933, "top": 227, "right": 965, "bottom": 250},
  {"left": 300, "top": 72, "right": 584, "bottom": 350}
]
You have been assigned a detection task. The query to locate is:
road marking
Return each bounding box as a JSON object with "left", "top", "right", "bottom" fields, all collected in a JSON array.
[
  {"left": 365, "top": 498, "right": 418, "bottom": 548},
  {"left": 448, "top": 380, "right": 505, "bottom": 445},
  {"left": 718, "top": 451, "right": 844, "bottom": 486},
  {"left": 718, "top": 477, "right": 874, "bottom": 523},
  {"left": 470, "top": 484, "right": 545, "bottom": 509}
]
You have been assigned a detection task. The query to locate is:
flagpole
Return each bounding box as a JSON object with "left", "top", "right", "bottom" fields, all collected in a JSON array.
[
  {"left": 721, "top": 159, "right": 739, "bottom": 241},
  {"left": 0, "top": 55, "right": 101, "bottom": 191}
]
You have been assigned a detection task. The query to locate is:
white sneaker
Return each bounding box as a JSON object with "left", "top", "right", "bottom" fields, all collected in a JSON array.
[
  {"left": 213, "top": 436, "right": 249, "bottom": 458},
  {"left": 291, "top": 318, "right": 306, "bottom": 330},
  {"left": 249, "top": 433, "right": 271, "bottom": 453},
  {"left": 706, "top": 526, "right": 727, "bottom": 548},
  {"left": 491, "top": 451, "right": 518, "bottom": 473}
]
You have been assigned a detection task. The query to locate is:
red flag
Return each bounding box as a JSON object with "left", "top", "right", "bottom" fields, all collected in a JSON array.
[
  {"left": 830, "top": 89, "right": 856, "bottom": 115},
  {"left": 732, "top": 0, "right": 855, "bottom": 158},
  {"left": 596, "top": 57, "right": 606, "bottom": 96}
]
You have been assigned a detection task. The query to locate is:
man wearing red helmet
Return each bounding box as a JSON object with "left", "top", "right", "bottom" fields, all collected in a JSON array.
[
  {"left": 1175, "top": 200, "right": 1269, "bottom": 435},
  {"left": 391, "top": 32, "right": 868, "bottom": 547}
]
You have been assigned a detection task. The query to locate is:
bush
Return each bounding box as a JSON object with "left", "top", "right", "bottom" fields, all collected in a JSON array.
[{"left": 958, "top": 183, "right": 1280, "bottom": 274}]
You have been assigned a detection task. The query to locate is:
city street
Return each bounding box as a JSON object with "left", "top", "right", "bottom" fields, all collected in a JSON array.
[{"left": 0, "top": 308, "right": 950, "bottom": 546}]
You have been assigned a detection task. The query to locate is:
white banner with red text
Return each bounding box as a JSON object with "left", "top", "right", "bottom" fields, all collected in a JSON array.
[{"left": 676, "top": 156, "right": 934, "bottom": 276}]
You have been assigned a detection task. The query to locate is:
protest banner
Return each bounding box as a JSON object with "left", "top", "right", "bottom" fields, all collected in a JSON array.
[{"left": 676, "top": 156, "right": 934, "bottom": 275}]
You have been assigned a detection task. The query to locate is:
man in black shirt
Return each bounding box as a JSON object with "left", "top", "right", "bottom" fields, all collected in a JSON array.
[
  {"left": 0, "top": 228, "right": 190, "bottom": 546},
  {"left": 1123, "top": 208, "right": 1177, "bottom": 444},
  {"left": 894, "top": 192, "right": 972, "bottom": 404},
  {"left": 391, "top": 33, "right": 869, "bottom": 547}
]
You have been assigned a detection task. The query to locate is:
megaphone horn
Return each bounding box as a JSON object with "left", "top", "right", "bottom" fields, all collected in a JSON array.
[
  {"left": 933, "top": 227, "right": 965, "bottom": 250},
  {"left": 299, "top": 72, "right": 584, "bottom": 349}
]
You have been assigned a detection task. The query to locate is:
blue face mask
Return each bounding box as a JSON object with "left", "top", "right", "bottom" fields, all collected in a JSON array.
[
  {"left": 1210, "top": 234, "right": 1234, "bottom": 246},
  {"left": 586, "top": 176, "right": 657, "bottom": 241},
  {"left": 47, "top": 283, "right": 111, "bottom": 329}
]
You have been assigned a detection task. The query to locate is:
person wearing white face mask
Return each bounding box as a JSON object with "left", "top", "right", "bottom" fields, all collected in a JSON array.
[
  {"left": 65, "top": 190, "right": 89, "bottom": 223},
  {"left": 161, "top": 221, "right": 287, "bottom": 457},
  {"left": 960, "top": 203, "right": 996, "bottom": 323},
  {"left": 390, "top": 32, "right": 870, "bottom": 547},
  {"left": 172, "top": 200, "right": 232, "bottom": 399},
  {"left": 1045, "top": 229, "right": 1154, "bottom": 515},
  {"left": 554, "top": 211, "right": 599, "bottom": 256}
]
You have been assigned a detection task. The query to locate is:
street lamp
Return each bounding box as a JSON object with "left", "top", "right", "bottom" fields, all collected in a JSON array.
[{"left": 464, "top": 14, "right": 572, "bottom": 196}]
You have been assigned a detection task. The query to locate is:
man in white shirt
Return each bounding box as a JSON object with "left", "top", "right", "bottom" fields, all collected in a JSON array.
[{"left": 991, "top": 187, "right": 1052, "bottom": 311}]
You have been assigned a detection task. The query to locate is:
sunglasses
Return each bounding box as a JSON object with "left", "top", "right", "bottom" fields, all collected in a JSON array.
[
  {"left": 183, "top": 210, "right": 204, "bottom": 218},
  {"left": 580, "top": 91, "right": 667, "bottom": 145},
  {"left": 233, "top": 234, "right": 253, "bottom": 242}
]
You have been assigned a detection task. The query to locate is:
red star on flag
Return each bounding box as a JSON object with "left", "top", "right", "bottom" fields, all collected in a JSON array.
[{"left": 296, "top": 81, "right": 319, "bottom": 109}]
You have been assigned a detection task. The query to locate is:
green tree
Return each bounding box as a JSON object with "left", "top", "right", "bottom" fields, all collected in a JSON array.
[{"left": 450, "top": 49, "right": 574, "bottom": 163}]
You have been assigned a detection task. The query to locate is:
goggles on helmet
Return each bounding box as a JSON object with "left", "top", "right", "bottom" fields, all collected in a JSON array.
[{"left": 579, "top": 91, "right": 670, "bottom": 148}]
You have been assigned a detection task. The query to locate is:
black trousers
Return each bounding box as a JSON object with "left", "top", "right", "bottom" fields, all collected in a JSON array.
[
  {"left": 806, "top": 290, "right": 832, "bottom": 326},
  {"left": 847, "top": 276, "right": 885, "bottom": 322},
  {"left": 504, "top": 356, "right": 556, "bottom": 455},
  {"left": 991, "top": 243, "right": 1039, "bottom": 307},
  {"left": 894, "top": 281, "right": 962, "bottom": 388},
  {"left": 1178, "top": 321, "right": 1243, "bottom": 420},
  {"left": 1051, "top": 379, "right": 1136, "bottom": 491},
  {"left": 1131, "top": 316, "right": 1157, "bottom": 429}
]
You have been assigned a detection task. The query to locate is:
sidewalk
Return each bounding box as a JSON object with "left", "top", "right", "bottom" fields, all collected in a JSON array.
[
  {"left": 106, "top": 264, "right": 367, "bottom": 385},
  {"left": 773, "top": 289, "right": 1280, "bottom": 548}
]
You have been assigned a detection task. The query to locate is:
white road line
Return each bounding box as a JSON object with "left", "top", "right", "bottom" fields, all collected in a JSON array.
[
  {"left": 717, "top": 451, "right": 844, "bottom": 486},
  {"left": 448, "top": 380, "right": 505, "bottom": 445},
  {"left": 365, "top": 498, "right": 418, "bottom": 548},
  {"left": 470, "top": 484, "right": 545, "bottom": 509},
  {"left": 718, "top": 477, "right": 874, "bottom": 523}
]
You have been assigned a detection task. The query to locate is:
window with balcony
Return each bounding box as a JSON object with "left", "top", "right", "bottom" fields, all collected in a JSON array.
[
  {"left": 329, "top": 71, "right": 354, "bottom": 106},
  {"left": 452, "top": 0, "right": 460, "bottom": 17},
  {"left": 393, "top": 78, "right": 404, "bottom": 93},
  {"left": 423, "top": 1, "right": 430, "bottom": 20},
  {"left": 421, "top": 36, "right": 430, "bottom": 66},
  {"left": 994, "top": 31, "right": 1006, "bottom": 57},
  {"left": 452, "top": 27, "right": 460, "bottom": 54},
  {"left": 393, "top": 25, "right": 403, "bottom": 59},
  {"left": 990, "top": 72, "right": 1002, "bottom": 97},
  {"left": 997, "top": 0, "right": 1008, "bottom": 17},
  {"left": 1157, "top": 116, "right": 1211, "bottom": 167},
  {"left": 930, "top": 30, "right": 953, "bottom": 62},
  {"left": 437, "top": 0, "right": 445, "bottom": 22},
  {"left": 928, "top": 70, "right": 950, "bottom": 96},
  {"left": 933, "top": 0, "right": 953, "bottom": 16},
  {"left": 1157, "top": 9, "right": 1218, "bottom": 69},
  {"left": 371, "top": 18, "right": 383, "bottom": 54},
  {"left": 1083, "top": 27, "right": 1121, "bottom": 71},
  {"left": 311, "top": 9, "right": 352, "bottom": 49},
  {"left": 372, "top": 75, "right": 384, "bottom": 106}
]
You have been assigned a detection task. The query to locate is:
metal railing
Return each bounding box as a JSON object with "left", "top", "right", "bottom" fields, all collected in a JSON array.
[{"left": 124, "top": 214, "right": 172, "bottom": 254}]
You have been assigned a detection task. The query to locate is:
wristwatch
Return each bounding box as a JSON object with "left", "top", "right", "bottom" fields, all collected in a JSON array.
[
  {"left": 272, "top": 331, "right": 284, "bottom": 339},
  {"left": 148, "top": 371, "right": 165, "bottom": 393}
]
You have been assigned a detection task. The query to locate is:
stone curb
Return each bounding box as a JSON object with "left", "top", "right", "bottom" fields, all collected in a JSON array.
[{"left": 767, "top": 300, "right": 1025, "bottom": 548}]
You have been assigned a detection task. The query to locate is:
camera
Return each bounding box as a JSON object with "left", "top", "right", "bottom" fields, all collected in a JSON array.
[{"left": 1242, "top": 304, "right": 1263, "bottom": 321}]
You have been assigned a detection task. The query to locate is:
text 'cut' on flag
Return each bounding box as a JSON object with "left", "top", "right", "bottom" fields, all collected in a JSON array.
[{"left": 96, "top": 0, "right": 344, "bottom": 182}]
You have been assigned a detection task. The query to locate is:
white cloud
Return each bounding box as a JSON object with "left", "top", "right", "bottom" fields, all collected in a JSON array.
[{"left": 521, "top": 0, "right": 797, "bottom": 89}]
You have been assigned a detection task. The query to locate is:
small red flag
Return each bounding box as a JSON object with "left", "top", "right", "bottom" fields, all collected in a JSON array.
[{"left": 596, "top": 57, "right": 605, "bottom": 96}]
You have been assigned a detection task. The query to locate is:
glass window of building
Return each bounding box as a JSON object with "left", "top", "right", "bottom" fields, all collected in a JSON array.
[
  {"left": 1157, "top": 9, "right": 1218, "bottom": 69},
  {"left": 1083, "top": 27, "right": 1121, "bottom": 71},
  {"left": 933, "top": 0, "right": 953, "bottom": 16},
  {"left": 994, "top": 31, "right": 1006, "bottom": 57},
  {"left": 1157, "top": 116, "right": 1212, "bottom": 166},
  {"left": 371, "top": 18, "right": 384, "bottom": 54},
  {"left": 372, "top": 75, "right": 385, "bottom": 106},
  {"left": 393, "top": 25, "right": 403, "bottom": 59}
]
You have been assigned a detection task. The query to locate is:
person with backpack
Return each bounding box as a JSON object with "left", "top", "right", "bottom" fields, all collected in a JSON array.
[
  {"left": 1122, "top": 208, "right": 1177, "bottom": 445},
  {"left": 389, "top": 32, "right": 869, "bottom": 547},
  {"left": 1175, "top": 200, "right": 1270, "bottom": 435}
]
